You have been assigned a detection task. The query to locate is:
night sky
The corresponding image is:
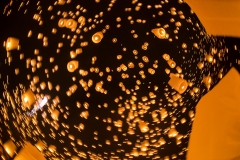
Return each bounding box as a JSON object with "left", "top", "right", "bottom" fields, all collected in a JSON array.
[{"left": 0, "top": 0, "right": 240, "bottom": 159}]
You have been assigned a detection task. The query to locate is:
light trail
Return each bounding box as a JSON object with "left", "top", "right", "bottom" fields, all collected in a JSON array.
[{"left": 26, "top": 96, "right": 48, "bottom": 116}]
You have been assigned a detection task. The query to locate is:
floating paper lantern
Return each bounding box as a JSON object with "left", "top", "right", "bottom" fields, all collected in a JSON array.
[
  {"left": 76, "top": 48, "right": 82, "bottom": 54},
  {"left": 206, "top": 54, "right": 213, "bottom": 63},
  {"left": 6, "top": 37, "right": 19, "bottom": 51},
  {"left": 168, "top": 75, "right": 188, "bottom": 94},
  {"left": 78, "top": 16, "right": 86, "bottom": 26},
  {"left": 51, "top": 109, "right": 60, "bottom": 121},
  {"left": 203, "top": 76, "right": 212, "bottom": 85},
  {"left": 58, "top": 0, "right": 66, "bottom": 5},
  {"left": 203, "top": 76, "right": 212, "bottom": 89},
  {"left": 71, "top": 156, "right": 80, "bottom": 160},
  {"left": 92, "top": 31, "right": 103, "bottom": 43},
  {"left": 197, "top": 62, "right": 204, "bottom": 69},
  {"left": 70, "top": 51, "right": 77, "bottom": 59},
  {"left": 48, "top": 145, "right": 56, "bottom": 153},
  {"left": 151, "top": 28, "right": 167, "bottom": 39},
  {"left": 58, "top": 18, "right": 67, "bottom": 28},
  {"left": 22, "top": 89, "right": 35, "bottom": 110},
  {"left": 138, "top": 121, "right": 149, "bottom": 133},
  {"left": 35, "top": 140, "right": 46, "bottom": 152},
  {"left": 67, "top": 60, "right": 79, "bottom": 72},
  {"left": 3, "top": 139, "right": 16, "bottom": 158},
  {"left": 162, "top": 53, "right": 170, "bottom": 61},
  {"left": 14, "top": 142, "right": 46, "bottom": 160},
  {"left": 167, "top": 59, "right": 176, "bottom": 68},
  {"left": 168, "top": 128, "right": 178, "bottom": 138},
  {"left": 66, "top": 19, "right": 77, "bottom": 29},
  {"left": 70, "top": 50, "right": 82, "bottom": 59},
  {"left": 69, "top": 84, "right": 78, "bottom": 93}
]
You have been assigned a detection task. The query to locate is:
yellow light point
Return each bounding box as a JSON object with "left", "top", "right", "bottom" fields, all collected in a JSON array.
[
  {"left": 128, "top": 128, "right": 135, "bottom": 135},
  {"left": 180, "top": 118, "right": 186, "bottom": 124},
  {"left": 48, "top": 145, "right": 56, "bottom": 153},
  {"left": 28, "top": 30, "right": 32, "bottom": 37},
  {"left": 168, "top": 128, "right": 178, "bottom": 138},
  {"left": 22, "top": 89, "right": 35, "bottom": 110},
  {"left": 168, "top": 75, "right": 188, "bottom": 94},
  {"left": 197, "top": 62, "right": 204, "bottom": 69},
  {"left": 58, "top": 0, "right": 66, "bottom": 5},
  {"left": 3, "top": 139, "right": 16, "bottom": 157},
  {"left": 67, "top": 60, "right": 79, "bottom": 72},
  {"left": 78, "top": 16, "right": 86, "bottom": 26},
  {"left": 51, "top": 109, "right": 60, "bottom": 121},
  {"left": 78, "top": 123, "right": 84, "bottom": 130},
  {"left": 138, "top": 121, "right": 149, "bottom": 133},
  {"left": 35, "top": 140, "right": 46, "bottom": 152},
  {"left": 167, "top": 59, "right": 176, "bottom": 68},
  {"left": 70, "top": 51, "right": 77, "bottom": 59},
  {"left": 206, "top": 54, "right": 213, "bottom": 63},
  {"left": 189, "top": 110, "right": 195, "bottom": 119},
  {"left": 68, "top": 134, "right": 75, "bottom": 141},
  {"left": 203, "top": 76, "right": 212, "bottom": 89},
  {"left": 69, "top": 84, "right": 78, "bottom": 94},
  {"left": 140, "top": 144, "right": 148, "bottom": 152},
  {"left": 6, "top": 37, "right": 19, "bottom": 51},
  {"left": 72, "top": 156, "right": 80, "bottom": 160},
  {"left": 92, "top": 31, "right": 103, "bottom": 43},
  {"left": 52, "top": 28, "right": 57, "bottom": 34},
  {"left": 48, "top": 81, "right": 53, "bottom": 90},
  {"left": 76, "top": 48, "right": 82, "bottom": 54},
  {"left": 113, "top": 135, "right": 118, "bottom": 142},
  {"left": 66, "top": 19, "right": 77, "bottom": 29},
  {"left": 151, "top": 27, "right": 167, "bottom": 39},
  {"left": 58, "top": 18, "right": 67, "bottom": 28},
  {"left": 80, "top": 111, "right": 89, "bottom": 119},
  {"left": 162, "top": 53, "right": 170, "bottom": 61},
  {"left": 114, "top": 120, "right": 123, "bottom": 127},
  {"left": 176, "top": 66, "right": 182, "bottom": 73},
  {"left": 160, "top": 108, "right": 168, "bottom": 121},
  {"left": 158, "top": 137, "right": 166, "bottom": 145},
  {"left": 218, "top": 72, "right": 223, "bottom": 79},
  {"left": 95, "top": 81, "right": 103, "bottom": 92}
]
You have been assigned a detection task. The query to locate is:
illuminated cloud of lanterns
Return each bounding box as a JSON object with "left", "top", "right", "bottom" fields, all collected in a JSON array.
[{"left": 0, "top": 0, "right": 239, "bottom": 159}]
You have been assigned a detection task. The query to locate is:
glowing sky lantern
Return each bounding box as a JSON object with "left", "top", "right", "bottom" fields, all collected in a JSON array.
[
  {"left": 66, "top": 19, "right": 77, "bottom": 29},
  {"left": 151, "top": 28, "right": 168, "bottom": 39},
  {"left": 71, "top": 156, "right": 80, "bottom": 160},
  {"left": 168, "top": 75, "right": 188, "bottom": 94},
  {"left": 168, "top": 128, "right": 178, "bottom": 138},
  {"left": 138, "top": 121, "right": 149, "bottom": 133},
  {"left": 162, "top": 53, "right": 170, "bottom": 61},
  {"left": 51, "top": 109, "right": 60, "bottom": 121},
  {"left": 48, "top": 145, "right": 56, "bottom": 153},
  {"left": 167, "top": 59, "right": 176, "bottom": 68},
  {"left": 21, "top": 89, "right": 35, "bottom": 110},
  {"left": 92, "top": 31, "right": 104, "bottom": 43},
  {"left": 78, "top": 16, "right": 86, "bottom": 26},
  {"left": 3, "top": 139, "right": 17, "bottom": 158},
  {"left": 70, "top": 51, "right": 77, "bottom": 59},
  {"left": 35, "top": 140, "right": 46, "bottom": 152},
  {"left": 203, "top": 76, "right": 212, "bottom": 89},
  {"left": 67, "top": 60, "right": 79, "bottom": 72},
  {"left": 58, "top": 0, "right": 66, "bottom": 5},
  {"left": 58, "top": 18, "right": 67, "bottom": 28},
  {"left": 14, "top": 142, "right": 46, "bottom": 160},
  {"left": 6, "top": 37, "right": 19, "bottom": 51}
]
